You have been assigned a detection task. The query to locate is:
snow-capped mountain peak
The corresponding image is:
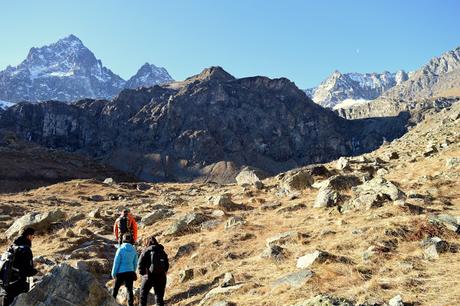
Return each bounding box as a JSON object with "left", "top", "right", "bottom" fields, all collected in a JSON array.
[
  {"left": 305, "top": 70, "right": 408, "bottom": 108},
  {"left": 125, "top": 62, "right": 173, "bottom": 89},
  {"left": 0, "top": 35, "right": 174, "bottom": 103}
]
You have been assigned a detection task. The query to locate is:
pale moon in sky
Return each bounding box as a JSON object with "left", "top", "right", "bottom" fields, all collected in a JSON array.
[{"left": 356, "top": 48, "right": 360, "bottom": 54}]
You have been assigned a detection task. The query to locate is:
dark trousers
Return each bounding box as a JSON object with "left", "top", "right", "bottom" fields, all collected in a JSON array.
[
  {"left": 1, "top": 280, "right": 29, "bottom": 306},
  {"left": 139, "top": 273, "right": 166, "bottom": 306},
  {"left": 113, "top": 272, "right": 135, "bottom": 306}
]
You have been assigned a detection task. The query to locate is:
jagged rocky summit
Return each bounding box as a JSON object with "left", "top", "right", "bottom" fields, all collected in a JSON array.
[
  {"left": 125, "top": 62, "right": 173, "bottom": 89},
  {"left": 0, "top": 66, "right": 409, "bottom": 183},
  {"left": 0, "top": 35, "right": 173, "bottom": 103},
  {"left": 382, "top": 46, "right": 460, "bottom": 101}
]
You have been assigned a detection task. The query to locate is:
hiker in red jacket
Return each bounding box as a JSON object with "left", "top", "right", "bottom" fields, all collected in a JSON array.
[{"left": 113, "top": 208, "right": 138, "bottom": 245}]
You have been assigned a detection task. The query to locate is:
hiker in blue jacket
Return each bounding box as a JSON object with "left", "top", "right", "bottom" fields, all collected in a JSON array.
[{"left": 111, "top": 233, "right": 138, "bottom": 306}]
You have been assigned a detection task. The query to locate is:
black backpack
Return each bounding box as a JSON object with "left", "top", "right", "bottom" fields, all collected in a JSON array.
[
  {"left": 149, "top": 249, "right": 168, "bottom": 274},
  {"left": 0, "top": 246, "right": 21, "bottom": 288},
  {"left": 118, "top": 216, "right": 130, "bottom": 234}
]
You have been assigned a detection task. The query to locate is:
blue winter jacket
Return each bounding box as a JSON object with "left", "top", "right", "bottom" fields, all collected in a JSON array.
[{"left": 111, "top": 243, "right": 138, "bottom": 277}]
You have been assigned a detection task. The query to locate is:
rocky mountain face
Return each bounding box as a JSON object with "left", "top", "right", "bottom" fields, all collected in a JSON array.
[
  {"left": 382, "top": 46, "right": 460, "bottom": 101},
  {"left": 306, "top": 70, "right": 408, "bottom": 108},
  {"left": 0, "top": 67, "right": 409, "bottom": 182},
  {"left": 0, "top": 35, "right": 173, "bottom": 103}
]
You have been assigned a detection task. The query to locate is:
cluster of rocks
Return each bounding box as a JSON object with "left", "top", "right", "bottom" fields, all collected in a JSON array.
[
  {"left": 11, "top": 264, "right": 119, "bottom": 306},
  {"left": 272, "top": 155, "right": 407, "bottom": 213},
  {"left": 5, "top": 210, "right": 66, "bottom": 239}
]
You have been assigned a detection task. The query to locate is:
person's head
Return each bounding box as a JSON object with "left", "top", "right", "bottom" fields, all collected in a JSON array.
[
  {"left": 21, "top": 227, "right": 35, "bottom": 241},
  {"left": 121, "top": 208, "right": 130, "bottom": 217},
  {"left": 122, "top": 233, "right": 134, "bottom": 244},
  {"left": 144, "top": 235, "right": 158, "bottom": 247}
]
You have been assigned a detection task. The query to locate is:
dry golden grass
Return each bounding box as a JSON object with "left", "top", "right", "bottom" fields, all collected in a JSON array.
[{"left": 0, "top": 106, "right": 459, "bottom": 305}]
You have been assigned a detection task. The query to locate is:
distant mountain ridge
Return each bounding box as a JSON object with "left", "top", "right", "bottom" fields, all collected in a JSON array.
[
  {"left": 0, "top": 66, "right": 409, "bottom": 183},
  {"left": 305, "top": 70, "right": 408, "bottom": 108},
  {"left": 334, "top": 45, "right": 460, "bottom": 120},
  {"left": 381, "top": 46, "right": 460, "bottom": 100},
  {"left": 0, "top": 35, "right": 173, "bottom": 103}
]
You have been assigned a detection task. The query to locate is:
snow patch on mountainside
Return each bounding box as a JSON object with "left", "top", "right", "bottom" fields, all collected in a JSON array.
[
  {"left": 333, "top": 98, "right": 369, "bottom": 110},
  {"left": 0, "top": 100, "right": 15, "bottom": 110}
]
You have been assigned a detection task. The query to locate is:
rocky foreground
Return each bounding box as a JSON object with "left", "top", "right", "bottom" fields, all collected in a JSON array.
[{"left": 0, "top": 103, "right": 459, "bottom": 305}]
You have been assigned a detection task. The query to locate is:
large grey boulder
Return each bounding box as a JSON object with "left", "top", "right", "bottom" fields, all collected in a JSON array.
[
  {"left": 141, "top": 208, "right": 174, "bottom": 226},
  {"left": 280, "top": 170, "right": 314, "bottom": 192},
  {"left": 271, "top": 269, "right": 314, "bottom": 288},
  {"left": 103, "top": 178, "right": 115, "bottom": 185},
  {"left": 211, "top": 194, "right": 237, "bottom": 211},
  {"left": 421, "top": 236, "right": 449, "bottom": 260},
  {"left": 163, "top": 212, "right": 209, "bottom": 236},
  {"left": 296, "top": 250, "right": 332, "bottom": 268},
  {"left": 313, "top": 187, "right": 340, "bottom": 208},
  {"left": 74, "top": 258, "right": 111, "bottom": 274},
  {"left": 336, "top": 157, "right": 350, "bottom": 170},
  {"left": 235, "top": 167, "right": 267, "bottom": 186},
  {"left": 388, "top": 294, "right": 404, "bottom": 306},
  {"left": 429, "top": 214, "right": 460, "bottom": 233},
  {"left": 344, "top": 177, "right": 405, "bottom": 211},
  {"left": 6, "top": 210, "right": 66, "bottom": 239},
  {"left": 261, "top": 244, "right": 285, "bottom": 260},
  {"left": 174, "top": 242, "right": 198, "bottom": 259},
  {"left": 11, "top": 264, "right": 119, "bottom": 306},
  {"left": 296, "top": 250, "right": 351, "bottom": 268}
]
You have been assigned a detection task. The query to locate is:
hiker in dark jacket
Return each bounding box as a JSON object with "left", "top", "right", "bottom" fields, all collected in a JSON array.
[
  {"left": 138, "top": 236, "right": 169, "bottom": 306},
  {"left": 2, "top": 227, "right": 38, "bottom": 306},
  {"left": 112, "top": 233, "right": 138, "bottom": 306}
]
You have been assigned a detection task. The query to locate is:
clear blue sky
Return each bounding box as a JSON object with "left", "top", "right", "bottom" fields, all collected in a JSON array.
[{"left": 1, "top": 0, "right": 459, "bottom": 88}]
